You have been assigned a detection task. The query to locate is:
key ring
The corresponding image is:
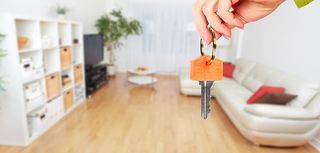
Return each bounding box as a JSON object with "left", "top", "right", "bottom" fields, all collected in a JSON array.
[{"left": 200, "top": 27, "right": 217, "bottom": 64}]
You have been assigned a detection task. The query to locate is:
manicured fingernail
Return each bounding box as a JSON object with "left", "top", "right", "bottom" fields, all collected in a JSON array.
[
  {"left": 223, "top": 35, "right": 231, "bottom": 40},
  {"left": 204, "top": 39, "right": 211, "bottom": 45},
  {"left": 238, "top": 23, "right": 245, "bottom": 29}
]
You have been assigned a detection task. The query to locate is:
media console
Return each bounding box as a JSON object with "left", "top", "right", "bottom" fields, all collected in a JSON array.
[{"left": 85, "top": 64, "right": 108, "bottom": 96}]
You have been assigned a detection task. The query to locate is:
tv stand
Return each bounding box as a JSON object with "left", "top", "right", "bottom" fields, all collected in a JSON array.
[{"left": 85, "top": 64, "right": 108, "bottom": 96}]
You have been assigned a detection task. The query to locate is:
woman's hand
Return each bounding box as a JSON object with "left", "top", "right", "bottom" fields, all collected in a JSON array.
[{"left": 193, "top": 0, "right": 285, "bottom": 44}]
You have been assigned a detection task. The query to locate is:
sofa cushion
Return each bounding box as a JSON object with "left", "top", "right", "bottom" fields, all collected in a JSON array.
[
  {"left": 214, "top": 78, "right": 252, "bottom": 96},
  {"left": 242, "top": 65, "right": 275, "bottom": 91},
  {"left": 244, "top": 104, "right": 318, "bottom": 120},
  {"left": 264, "top": 70, "right": 319, "bottom": 107},
  {"left": 233, "top": 58, "right": 256, "bottom": 83},
  {"left": 213, "top": 78, "right": 252, "bottom": 112},
  {"left": 240, "top": 104, "right": 319, "bottom": 134}
]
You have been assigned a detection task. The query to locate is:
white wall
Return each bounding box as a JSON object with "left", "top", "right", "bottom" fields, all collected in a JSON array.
[
  {"left": 0, "top": 0, "right": 106, "bottom": 33},
  {"left": 239, "top": 1, "right": 320, "bottom": 149},
  {"left": 240, "top": 1, "right": 320, "bottom": 84},
  {"left": 222, "top": 29, "right": 242, "bottom": 62}
]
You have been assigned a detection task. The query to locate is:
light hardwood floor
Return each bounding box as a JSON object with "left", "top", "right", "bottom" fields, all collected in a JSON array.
[{"left": 0, "top": 74, "right": 318, "bottom": 153}]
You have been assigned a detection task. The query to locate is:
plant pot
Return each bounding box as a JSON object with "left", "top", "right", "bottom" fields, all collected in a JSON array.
[
  {"left": 107, "top": 64, "right": 116, "bottom": 76},
  {"left": 58, "top": 14, "right": 66, "bottom": 19}
]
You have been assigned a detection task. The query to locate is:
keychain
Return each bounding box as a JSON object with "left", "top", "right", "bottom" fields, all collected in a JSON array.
[{"left": 190, "top": 27, "right": 223, "bottom": 119}]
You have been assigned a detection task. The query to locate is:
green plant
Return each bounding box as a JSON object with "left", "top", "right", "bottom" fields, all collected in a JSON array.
[
  {"left": 56, "top": 5, "right": 68, "bottom": 15},
  {"left": 95, "top": 9, "right": 143, "bottom": 64}
]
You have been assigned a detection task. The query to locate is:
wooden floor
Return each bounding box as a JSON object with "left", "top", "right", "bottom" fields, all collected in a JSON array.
[{"left": 0, "top": 74, "right": 318, "bottom": 153}]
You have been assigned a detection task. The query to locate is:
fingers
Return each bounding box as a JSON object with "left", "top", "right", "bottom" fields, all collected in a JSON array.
[
  {"left": 202, "top": 0, "right": 231, "bottom": 40},
  {"left": 193, "top": 1, "right": 213, "bottom": 44},
  {"left": 193, "top": 0, "right": 246, "bottom": 43},
  {"left": 217, "top": 0, "right": 244, "bottom": 29},
  {"left": 215, "top": 32, "right": 222, "bottom": 40}
]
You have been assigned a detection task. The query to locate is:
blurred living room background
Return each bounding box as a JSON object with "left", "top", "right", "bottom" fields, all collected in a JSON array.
[
  {"left": 1, "top": 0, "right": 319, "bottom": 79},
  {"left": 0, "top": 0, "right": 319, "bottom": 153}
]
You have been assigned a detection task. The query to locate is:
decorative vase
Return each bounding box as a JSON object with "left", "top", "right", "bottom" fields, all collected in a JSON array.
[
  {"left": 58, "top": 14, "right": 66, "bottom": 19},
  {"left": 107, "top": 64, "right": 116, "bottom": 76}
]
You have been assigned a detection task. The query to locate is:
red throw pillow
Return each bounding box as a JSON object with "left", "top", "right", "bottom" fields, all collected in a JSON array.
[
  {"left": 223, "top": 63, "right": 236, "bottom": 78},
  {"left": 247, "top": 86, "right": 285, "bottom": 104}
]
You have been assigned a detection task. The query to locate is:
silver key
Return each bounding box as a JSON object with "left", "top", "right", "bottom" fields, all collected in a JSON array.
[{"left": 199, "top": 81, "right": 214, "bottom": 119}]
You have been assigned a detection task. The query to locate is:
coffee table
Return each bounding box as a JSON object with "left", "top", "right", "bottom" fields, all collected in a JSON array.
[{"left": 127, "top": 67, "right": 157, "bottom": 86}]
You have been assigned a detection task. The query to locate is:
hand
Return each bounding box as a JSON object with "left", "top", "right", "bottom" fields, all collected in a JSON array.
[{"left": 193, "top": 0, "right": 285, "bottom": 44}]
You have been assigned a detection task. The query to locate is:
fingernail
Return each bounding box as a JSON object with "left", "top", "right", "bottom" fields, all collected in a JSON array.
[
  {"left": 223, "top": 35, "right": 231, "bottom": 40},
  {"left": 238, "top": 25, "right": 244, "bottom": 29},
  {"left": 204, "top": 39, "right": 211, "bottom": 45}
]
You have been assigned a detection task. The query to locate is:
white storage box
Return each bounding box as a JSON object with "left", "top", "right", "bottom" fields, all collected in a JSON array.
[
  {"left": 20, "top": 57, "right": 44, "bottom": 82},
  {"left": 24, "top": 81, "right": 42, "bottom": 100},
  {"left": 27, "top": 107, "right": 47, "bottom": 136},
  {"left": 46, "top": 96, "right": 63, "bottom": 121},
  {"left": 24, "top": 81, "right": 44, "bottom": 112},
  {"left": 26, "top": 95, "right": 44, "bottom": 113}
]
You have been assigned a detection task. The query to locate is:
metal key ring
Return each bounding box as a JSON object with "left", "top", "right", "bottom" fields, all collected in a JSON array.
[{"left": 200, "top": 27, "right": 217, "bottom": 61}]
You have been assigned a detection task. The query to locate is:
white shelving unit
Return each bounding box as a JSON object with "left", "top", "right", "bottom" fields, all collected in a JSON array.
[{"left": 0, "top": 14, "right": 86, "bottom": 146}]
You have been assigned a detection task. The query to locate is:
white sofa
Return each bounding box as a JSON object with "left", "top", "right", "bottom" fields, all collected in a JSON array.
[{"left": 179, "top": 58, "right": 320, "bottom": 147}]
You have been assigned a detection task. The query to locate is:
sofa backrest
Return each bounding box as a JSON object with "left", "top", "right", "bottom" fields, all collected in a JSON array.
[
  {"left": 242, "top": 64, "right": 275, "bottom": 92},
  {"left": 264, "top": 69, "right": 319, "bottom": 107},
  {"left": 234, "top": 58, "right": 256, "bottom": 83},
  {"left": 306, "top": 92, "right": 320, "bottom": 117},
  {"left": 241, "top": 61, "right": 319, "bottom": 108}
]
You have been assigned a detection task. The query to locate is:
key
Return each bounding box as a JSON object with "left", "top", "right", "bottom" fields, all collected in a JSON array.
[
  {"left": 190, "top": 27, "right": 223, "bottom": 119},
  {"left": 199, "top": 81, "right": 214, "bottom": 119},
  {"left": 191, "top": 56, "right": 222, "bottom": 120}
]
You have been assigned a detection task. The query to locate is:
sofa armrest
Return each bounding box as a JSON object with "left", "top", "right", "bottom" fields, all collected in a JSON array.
[{"left": 244, "top": 104, "right": 317, "bottom": 120}]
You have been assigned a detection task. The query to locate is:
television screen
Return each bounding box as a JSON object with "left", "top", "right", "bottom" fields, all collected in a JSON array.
[{"left": 84, "top": 34, "right": 104, "bottom": 66}]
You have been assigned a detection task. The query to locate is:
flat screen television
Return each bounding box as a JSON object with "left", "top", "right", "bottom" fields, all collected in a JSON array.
[{"left": 84, "top": 34, "right": 104, "bottom": 66}]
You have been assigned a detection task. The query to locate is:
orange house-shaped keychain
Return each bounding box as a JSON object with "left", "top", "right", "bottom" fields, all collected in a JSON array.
[{"left": 190, "top": 55, "right": 223, "bottom": 81}]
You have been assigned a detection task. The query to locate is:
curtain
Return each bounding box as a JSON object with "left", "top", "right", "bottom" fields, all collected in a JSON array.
[{"left": 121, "top": 1, "right": 199, "bottom": 74}]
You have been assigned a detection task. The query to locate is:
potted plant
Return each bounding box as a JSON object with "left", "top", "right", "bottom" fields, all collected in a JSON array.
[
  {"left": 0, "top": 33, "right": 6, "bottom": 91},
  {"left": 95, "top": 9, "right": 142, "bottom": 76},
  {"left": 56, "top": 5, "right": 68, "bottom": 19}
]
